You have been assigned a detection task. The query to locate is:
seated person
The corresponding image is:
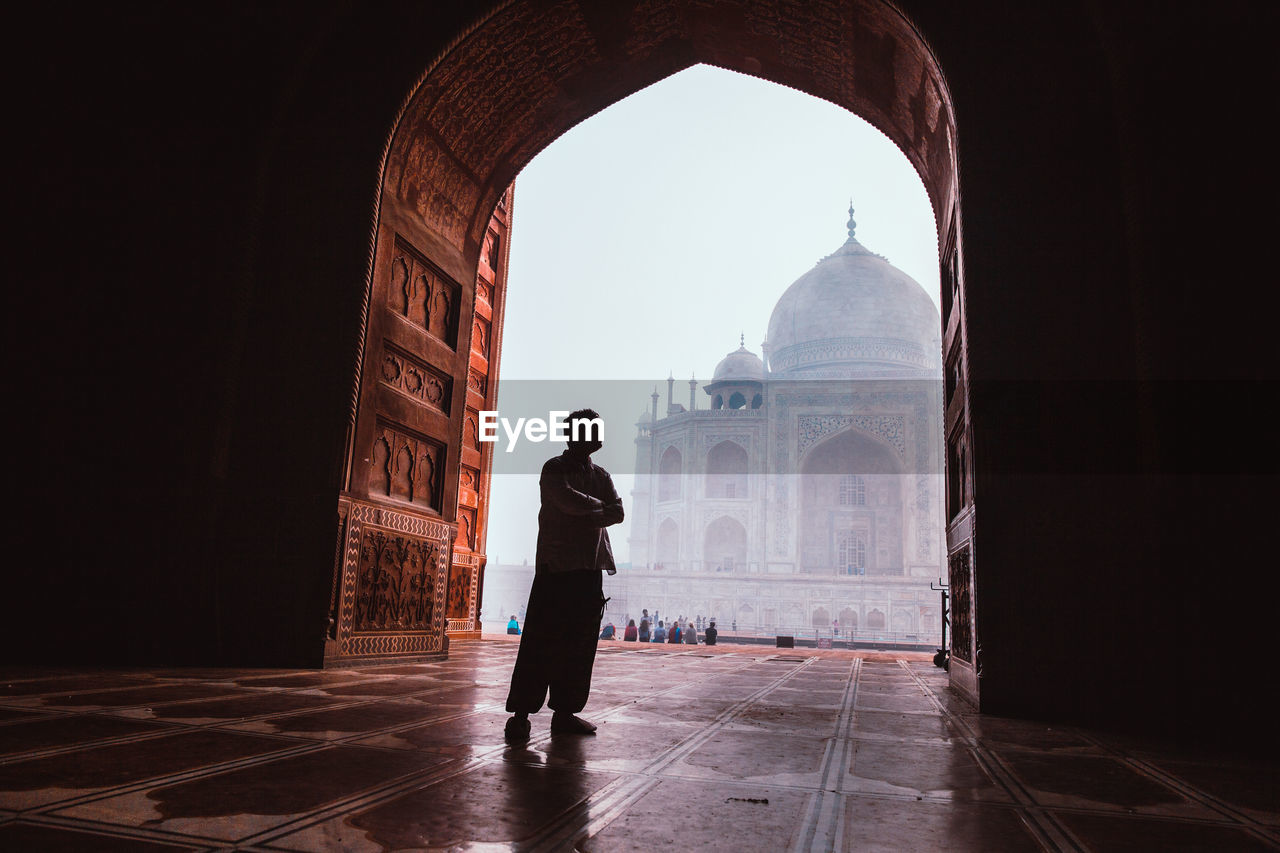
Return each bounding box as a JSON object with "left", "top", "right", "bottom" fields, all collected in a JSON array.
[
  {"left": 638, "top": 618, "right": 650, "bottom": 642},
  {"left": 507, "top": 615, "right": 520, "bottom": 635},
  {"left": 683, "top": 620, "right": 698, "bottom": 644},
  {"left": 624, "top": 619, "right": 638, "bottom": 641},
  {"left": 704, "top": 620, "right": 718, "bottom": 645},
  {"left": 599, "top": 622, "right": 615, "bottom": 640},
  {"left": 652, "top": 620, "right": 667, "bottom": 642}
]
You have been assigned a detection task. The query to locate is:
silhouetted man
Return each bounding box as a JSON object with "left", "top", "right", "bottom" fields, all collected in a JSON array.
[{"left": 505, "top": 409, "right": 623, "bottom": 742}]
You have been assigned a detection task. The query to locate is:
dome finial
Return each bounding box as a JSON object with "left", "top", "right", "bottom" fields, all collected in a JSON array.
[
  {"left": 739, "top": 331, "right": 745, "bottom": 348},
  {"left": 846, "top": 199, "right": 857, "bottom": 240}
]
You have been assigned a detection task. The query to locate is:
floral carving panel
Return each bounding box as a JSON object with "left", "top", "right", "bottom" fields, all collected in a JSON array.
[
  {"left": 353, "top": 529, "right": 437, "bottom": 632},
  {"left": 948, "top": 544, "right": 973, "bottom": 663},
  {"left": 447, "top": 561, "right": 474, "bottom": 620},
  {"left": 332, "top": 500, "right": 454, "bottom": 660}
]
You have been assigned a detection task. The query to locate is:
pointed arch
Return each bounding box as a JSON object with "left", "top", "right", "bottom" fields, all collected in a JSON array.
[
  {"left": 659, "top": 445, "right": 683, "bottom": 501},
  {"left": 703, "top": 515, "right": 747, "bottom": 572},
  {"left": 705, "top": 440, "right": 748, "bottom": 499}
]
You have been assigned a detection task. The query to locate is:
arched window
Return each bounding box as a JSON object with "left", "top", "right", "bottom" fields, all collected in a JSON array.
[
  {"left": 838, "top": 534, "right": 866, "bottom": 575},
  {"left": 728, "top": 391, "right": 746, "bottom": 409},
  {"left": 659, "top": 446, "right": 682, "bottom": 501},
  {"left": 839, "top": 474, "right": 865, "bottom": 506},
  {"left": 750, "top": 393, "right": 763, "bottom": 409},
  {"left": 712, "top": 394, "right": 723, "bottom": 410}
]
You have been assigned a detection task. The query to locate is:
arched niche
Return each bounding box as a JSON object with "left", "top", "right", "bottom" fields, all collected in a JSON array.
[
  {"left": 799, "top": 428, "right": 905, "bottom": 574},
  {"left": 703, "top": 515, "right": 747, "bottom": 572},
  {"left": 655, "top": 517, "right": 680, "bottom": 569},
  {"left": 705, "top": 440, "right": 748, "bottom": 499},
  {"left": 658, "top": 445, "right": 683, "bottom": 502}
]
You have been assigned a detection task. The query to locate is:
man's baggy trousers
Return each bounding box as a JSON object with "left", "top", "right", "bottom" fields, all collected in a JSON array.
[{"left": 505, "top": 569, "right": 606, "bottom": 714}]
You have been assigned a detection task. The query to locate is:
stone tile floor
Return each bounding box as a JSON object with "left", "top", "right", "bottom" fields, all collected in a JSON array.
[{"left": 0, "top": 637, "right": 1275, "bottom": 851}]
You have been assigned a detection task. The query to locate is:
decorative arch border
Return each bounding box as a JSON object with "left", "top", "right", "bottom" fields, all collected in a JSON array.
[
  {"left": 798, "top": 414, "right": 906, "bottom": 460},
  {"left": 700, "top": 508, "right": 751, "bottom": 530}
]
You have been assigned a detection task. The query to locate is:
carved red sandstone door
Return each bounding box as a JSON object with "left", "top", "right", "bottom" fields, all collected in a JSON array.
[
  {"left": 446, "top": 197, "right": 512, "bottom": 640},
  {"left": 940, "top": 214, "right": 979, "bottom": 705},
  {"left": 325, "top": 184, "right": 512, "bottom": 663}
]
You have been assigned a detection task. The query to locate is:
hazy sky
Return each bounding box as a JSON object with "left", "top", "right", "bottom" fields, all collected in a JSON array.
[{"left": 487, "top": 64, "right": 940, "bottom": 565}]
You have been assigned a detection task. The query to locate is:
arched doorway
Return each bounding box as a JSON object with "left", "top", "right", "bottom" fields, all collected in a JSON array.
[{"left": 329, "top": 0, "right": 975, "bottom": 703}]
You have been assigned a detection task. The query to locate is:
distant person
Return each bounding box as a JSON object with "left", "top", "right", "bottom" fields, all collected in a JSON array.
[
  {"left": 653, "top": 620, "right": 667, "bottom": 642},
  {"left": 639, "top": 618, "right": 651, "bottom": 642},
  {"left": 833, "top": 618, "right": 839, "bottom": 637},
  {"left": 683, "top": 620, "right": 697, "bottom": 644},
  {"left": 599, "top": 623, "right": 615, "bottom": 640},
  {"left": 504, "top": 409, "right": 624, "bottom": 743},
  {"left": 624, "top": 618, "right": 638, "bottom": 641},
  {"left": 507, "top": 615, "right": 520, "bottom": 635},
  {"left": 668, "top": 621, "right": 682, "bottom": 644},
  {"left": 705, "top": 621, "right": 718, "bottom": 646}
]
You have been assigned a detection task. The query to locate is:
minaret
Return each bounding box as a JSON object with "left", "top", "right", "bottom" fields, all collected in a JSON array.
[
  {"left": 689, "top": 372, "right": 697, "bottom": 411},
  {"left": 650, "top": 386, "right": 659, "bottom": 425},
  {"left": 666, "top": 372, "right": 675, "bottom": 415}
]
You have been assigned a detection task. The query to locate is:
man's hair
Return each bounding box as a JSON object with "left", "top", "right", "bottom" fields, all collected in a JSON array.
[{"left": 567, "top": 408, "right": 602, "bottom": 443}]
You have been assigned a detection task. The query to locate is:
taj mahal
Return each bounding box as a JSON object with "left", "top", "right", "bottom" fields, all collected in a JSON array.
[{"left": 607, "top": 206, "right": 946, "bottom": 645}]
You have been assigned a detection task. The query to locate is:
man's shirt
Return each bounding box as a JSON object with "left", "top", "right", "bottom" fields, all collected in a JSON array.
[{"left": 535, "top": 449, "right": 624, "bottom": 574}]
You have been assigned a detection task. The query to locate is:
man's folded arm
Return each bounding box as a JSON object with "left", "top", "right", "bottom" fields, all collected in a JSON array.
[
  {"left": 541, "top": 469, "right": 605, "bottom": 518},
  {"left": 600, "top": 497, "right": 625, "bottom": 526}
]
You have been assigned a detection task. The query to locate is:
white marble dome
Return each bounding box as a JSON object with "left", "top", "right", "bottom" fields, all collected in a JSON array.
[
  {"left": 712, "top": 341, "right": 765, "bottom": 382},
  {"left": 766, "top": 215, "right": 941, "bottom": 377}
]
